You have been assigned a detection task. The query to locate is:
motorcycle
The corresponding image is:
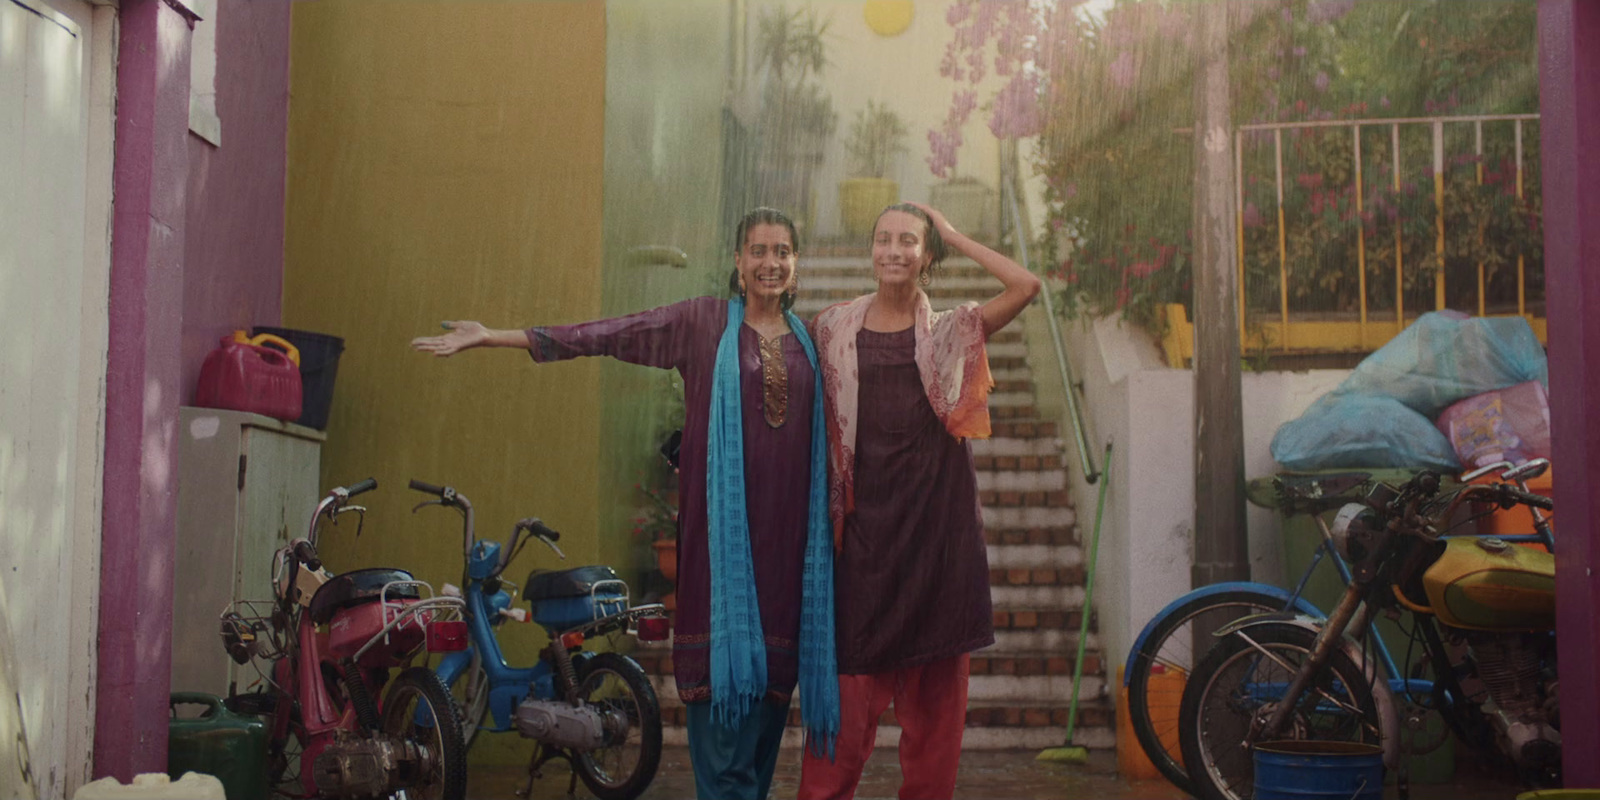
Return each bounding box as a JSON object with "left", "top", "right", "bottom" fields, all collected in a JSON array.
[
  {"left": 219, "top": 479, "right": 472, "bottom": 799},
  {"left": 1178, "top": 459, "right": 1560, "bottom": 800},
  {"left": 408, "top": 479, "right": 667, "bottom": 800}
]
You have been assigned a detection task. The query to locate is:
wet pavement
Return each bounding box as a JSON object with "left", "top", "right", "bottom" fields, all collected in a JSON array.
[{"left": 465, "top": 745, "right": 1528, "bottom": 800}]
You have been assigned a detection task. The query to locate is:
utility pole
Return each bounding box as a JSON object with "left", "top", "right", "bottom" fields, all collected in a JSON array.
[{"left": 1190, "top": 0, "right": 1250, "bottom": 590}]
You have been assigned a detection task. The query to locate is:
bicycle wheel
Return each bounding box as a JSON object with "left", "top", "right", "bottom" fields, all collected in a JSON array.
[
  {"left": 447, "top": 650, "right": 489, "bottom": 748},
  {"left": 1127, "top": 588, "right": 1293, "bottom": 793},
  {"left": 380, "top": 667, "right": 468, "bottom": 800},
  {"left": 1179, "top": 622, "right": 1383, "bottom": 800},
  {"left": 572, "top": 652, "right": 662, "bottom": 800}
]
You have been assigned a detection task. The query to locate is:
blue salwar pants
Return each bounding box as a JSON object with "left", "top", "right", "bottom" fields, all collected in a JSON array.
[{"left": 685, "top": 697, "right": 792, "bottom": 800}]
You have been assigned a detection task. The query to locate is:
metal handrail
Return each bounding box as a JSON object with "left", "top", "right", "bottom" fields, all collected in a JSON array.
[{"left": 999, "top": 147, "right": 1100, "bottom": 484}]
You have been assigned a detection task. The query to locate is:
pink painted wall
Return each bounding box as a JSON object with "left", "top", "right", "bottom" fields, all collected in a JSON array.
[
  {"left": 99, "top": 0, "right": 293, "bottom": 779},
  {"left": 97, "top": 0, "right": 192, "bottom": 780},
  {"left": 181, "top": 1, "right": 292, "bottom": 399}
]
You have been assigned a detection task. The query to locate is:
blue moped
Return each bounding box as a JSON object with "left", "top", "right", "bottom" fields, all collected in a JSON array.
[{"left": 408, "top": 480, "right": 667, "bottom": 800}]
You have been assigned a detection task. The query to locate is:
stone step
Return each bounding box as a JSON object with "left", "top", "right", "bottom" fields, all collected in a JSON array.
[
  {"left": 982, "top": 505, "right": 1077, "bottom": 529},
  {"left": 984, "top": 544, "right": 1080, "bottom": 570},
  {"left": 988, "top": 420, "right": 1058, "bottom": 439},
  {"left": 976, "top": 469, "right": 1067, "bottom": 492},
  {"left": 987, "top": 390, "right": 1035, "bottom": 407},
  {"left": 970, "top": 437, "right": 1068, "bottom": 458}
]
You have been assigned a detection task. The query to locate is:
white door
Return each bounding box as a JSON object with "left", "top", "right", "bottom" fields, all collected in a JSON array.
[{"left": 0, "top": 0, "right": 114, "bottom": 796}]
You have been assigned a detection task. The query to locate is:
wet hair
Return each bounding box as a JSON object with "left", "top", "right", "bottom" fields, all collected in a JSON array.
[
  {"left": 728, "top": 207, "right": 799, "bottom": 311},
  {"left": 873, "top": 203, "right": 948, "bottom": 284}
]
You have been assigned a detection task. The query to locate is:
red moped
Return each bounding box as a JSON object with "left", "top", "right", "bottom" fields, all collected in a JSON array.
[{"left": 222, "top": 479, "right": 471, "bottom": 799}]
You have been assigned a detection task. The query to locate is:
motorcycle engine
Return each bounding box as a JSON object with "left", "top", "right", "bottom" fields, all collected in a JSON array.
[
  {"left": 514, "top": 697, "right": 609, "bottom": 751},
  {"left": 1468, "top": 632, "right": 1562, "bottom": 784},
  {"left": 311, "top": 731, "right": 434, "bottom": 798}
]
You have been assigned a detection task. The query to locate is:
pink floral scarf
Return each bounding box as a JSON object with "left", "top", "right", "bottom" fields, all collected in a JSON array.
[{"left": 813, "top": 291, "right": 993, "bottom": 549}]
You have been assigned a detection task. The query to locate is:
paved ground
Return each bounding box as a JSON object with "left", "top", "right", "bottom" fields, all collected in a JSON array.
[{"left": 465, "top": 745, "right": 1529, "bottom": 800}]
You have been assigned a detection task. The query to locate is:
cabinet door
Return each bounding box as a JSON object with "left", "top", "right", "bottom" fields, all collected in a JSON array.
[
  {"left": 232, "top": 423, "right": 323, "bottom": 689},
  {"left": 172, "top": 410, "right": 247, "bottom": 698}
]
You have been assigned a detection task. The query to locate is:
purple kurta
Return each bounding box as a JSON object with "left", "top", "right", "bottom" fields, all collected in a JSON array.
[
  {"left": 834, "top": 326, "right": 994, "bottom": 674},
  {"left": 528, "top": 296, "right": 814, "bottom": 704}
]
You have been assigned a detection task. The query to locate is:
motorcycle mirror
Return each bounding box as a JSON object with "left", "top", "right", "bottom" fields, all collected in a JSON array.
[{"left": 1504, "top": 458, "right": 1550, "bottom": 482}]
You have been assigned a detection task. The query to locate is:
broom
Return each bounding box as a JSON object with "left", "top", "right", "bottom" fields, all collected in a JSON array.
[{"left": 1037, "top": 443, "right": 1113, "bottom": 764}]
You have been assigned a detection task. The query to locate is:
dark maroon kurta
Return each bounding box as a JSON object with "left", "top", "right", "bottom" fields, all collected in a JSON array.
[
  {"left": 528, "top": 296, "right": 814, "bottom": 703},
  {"left": 835, "top": 326, "right": 994, "bottom": 674}
]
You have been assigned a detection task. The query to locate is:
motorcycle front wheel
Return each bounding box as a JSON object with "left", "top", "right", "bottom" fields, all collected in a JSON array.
[
  {"left": 380, "top": 667, "right": 468, "bottom": 800},
  {"left": 1126, "top": 588, "right": 1294, "bottom": 793},
  {"left": 1178, "top": 622, "right": 1383, "bottom": 800},
  {"left": 573, "top": 652, "right": 662, "bottom": 800}
]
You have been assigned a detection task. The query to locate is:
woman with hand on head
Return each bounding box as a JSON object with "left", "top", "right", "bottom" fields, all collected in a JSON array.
[
  {"left": 412, "top": 208, "right": 839, "bottom": 800},
  {"left": 799, "top": 202, "right": 1041, "bottom": 800}
]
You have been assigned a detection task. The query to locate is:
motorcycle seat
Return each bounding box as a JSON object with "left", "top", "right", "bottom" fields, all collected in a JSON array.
[
  {"left": 523, "top": 565, "right": 621, "bottom": 603},
  {"left": 309, "top": 568, "right": 421, "bottom": 625}
]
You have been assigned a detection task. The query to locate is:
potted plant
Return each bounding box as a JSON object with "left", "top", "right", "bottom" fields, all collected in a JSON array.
[
  {"left": 840, "top": 99, "right": 909, "bottom": 238},
  {"left": 754, "top": 5, "right": 837, "bottom": 232}
]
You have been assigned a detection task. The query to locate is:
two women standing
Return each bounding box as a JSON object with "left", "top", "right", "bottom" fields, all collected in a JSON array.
[{"left": 413, "top": 201, "right": 1040, "bottom": 800}]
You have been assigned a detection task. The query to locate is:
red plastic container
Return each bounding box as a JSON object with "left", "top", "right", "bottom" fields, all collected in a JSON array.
[{"left": 195, "top": 332, "right": 303, "bottom": 422}]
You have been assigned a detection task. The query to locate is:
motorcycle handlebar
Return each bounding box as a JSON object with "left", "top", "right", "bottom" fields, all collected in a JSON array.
[
  {"left": 409, "top": 479, "right": 445, "bottom": 496},
  {"left": 1500, "top": 485, "right": 1554, "bottom": 511},
  {"left": 345, "top": 478, "right": 377, "bottom": 498},
  {"left": 517, "top": 518, "right": 561, "bottom": 542},
  {"left": 293, "top": 539, "right": 322, "bottom": 572}
]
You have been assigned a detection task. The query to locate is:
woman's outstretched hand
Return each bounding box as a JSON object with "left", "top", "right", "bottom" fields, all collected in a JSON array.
[{"left": 411, "top": 320, "right": 490, "bottom": 357}]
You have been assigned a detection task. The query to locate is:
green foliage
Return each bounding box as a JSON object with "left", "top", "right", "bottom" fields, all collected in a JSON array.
[
  {"left": 1032, "top": 0, "right": 1541, "bottom": 334},
  {"left": 845, "top": 100, "right": 910, "bottom": 179}
]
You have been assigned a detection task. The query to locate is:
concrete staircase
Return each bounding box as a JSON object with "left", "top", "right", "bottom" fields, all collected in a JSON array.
[{"left": 633, "top": 253, "right": 1114, "bottom": 752}]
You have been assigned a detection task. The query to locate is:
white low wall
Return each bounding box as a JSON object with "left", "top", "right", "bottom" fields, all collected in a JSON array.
[{"left": 1023, "top": 306, "right": 1347, "bottom": 696}]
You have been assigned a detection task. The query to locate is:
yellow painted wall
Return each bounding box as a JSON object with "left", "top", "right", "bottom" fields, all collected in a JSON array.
[{"left": 283, "top": 0, "right": 606, "bottom": 763}]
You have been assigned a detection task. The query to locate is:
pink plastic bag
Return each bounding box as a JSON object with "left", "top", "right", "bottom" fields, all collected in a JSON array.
[{"left": 1434, "top": 380, "right": 1551, "bottom": 469}]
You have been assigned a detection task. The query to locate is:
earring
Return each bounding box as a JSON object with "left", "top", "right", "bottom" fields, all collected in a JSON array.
[{"left": 918, "top": 269, "right": 932, "bottom": 287}]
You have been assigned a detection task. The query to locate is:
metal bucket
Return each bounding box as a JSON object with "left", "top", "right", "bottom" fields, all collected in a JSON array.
[{"left": 1254, "top": 741, "right": 1384, "bottom": 800}]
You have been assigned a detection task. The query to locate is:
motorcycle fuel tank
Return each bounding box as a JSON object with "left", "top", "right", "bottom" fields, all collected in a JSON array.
[{"left": 1422, "top": 537, "right": 1555, "bottom": 631}]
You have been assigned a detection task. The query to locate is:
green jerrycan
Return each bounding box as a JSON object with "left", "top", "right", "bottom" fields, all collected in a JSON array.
[{"left": 167, "top": 692, "right": 269, "bottom": 800}]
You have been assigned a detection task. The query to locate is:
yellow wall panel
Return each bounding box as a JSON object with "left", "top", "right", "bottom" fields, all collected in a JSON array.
[{"left": 283, "top": 6, "right": 606, "bottom": 762}]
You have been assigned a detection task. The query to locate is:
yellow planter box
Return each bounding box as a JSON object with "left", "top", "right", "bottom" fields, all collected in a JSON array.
[{"left": 839, "top": 177, "right": 899, "bottom": 240}]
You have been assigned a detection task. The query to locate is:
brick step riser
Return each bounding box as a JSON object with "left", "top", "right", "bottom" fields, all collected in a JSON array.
[
  {"left": 978, "top": 490, "right": 1073, "bottom": 508},
  {"left": 984, "top": 528, "right": 1079, "bottom": 547}
]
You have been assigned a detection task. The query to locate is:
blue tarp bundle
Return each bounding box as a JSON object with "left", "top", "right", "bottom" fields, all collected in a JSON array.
[{"left": 1270, "top": 311, "right": 1548, "bottom": 471}]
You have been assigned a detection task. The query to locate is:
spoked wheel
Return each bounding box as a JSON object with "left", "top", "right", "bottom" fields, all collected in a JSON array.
[
  {"left": 380, "top": 667, "right": 468, "bottom": 800},
  {"left": 448, "top": 650, "right": 490, "bottom": 747},
  {"left": 1179, "top": 622, "right": 1383, "bottom": 800},
  {"left": 1126, "top": 589, "right": 1292, "bottom": 792},
  {"left": 572, "top": 653, "right": 662, "bottom": 800}
]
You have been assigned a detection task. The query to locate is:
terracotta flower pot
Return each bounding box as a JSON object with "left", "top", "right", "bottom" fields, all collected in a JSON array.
[{"left": 652, "top": 539, "right": 678, "bottom": 584}]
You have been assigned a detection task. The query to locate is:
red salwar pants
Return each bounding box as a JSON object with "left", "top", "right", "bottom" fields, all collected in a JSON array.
[{"left": 798, "top": 653, "right": 970, "bottom": 800}]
